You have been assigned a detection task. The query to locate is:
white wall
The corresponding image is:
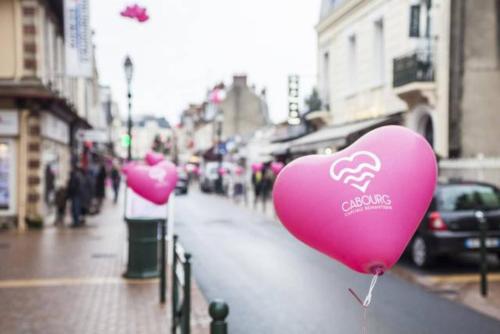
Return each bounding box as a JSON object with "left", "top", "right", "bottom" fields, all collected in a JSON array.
[{"left": 317, "top": 0, "right": 420, "bottom": 125}]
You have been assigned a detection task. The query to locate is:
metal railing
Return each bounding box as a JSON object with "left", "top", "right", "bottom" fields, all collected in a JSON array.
[
  {"left": 393, "top": 51, "right": 434, "bottom": 88},
  {"left": 171, "top": 235, "right": 192, "bottom": 334},
  {"left": 170, "top": 235, "right": 230, "bottom": 334}
]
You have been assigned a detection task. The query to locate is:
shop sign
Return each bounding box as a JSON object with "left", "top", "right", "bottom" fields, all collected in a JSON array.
[
  {"left": 41, "top": 113, "right": 70, "bottom": 144},
  {"left": 0, "top": 111, "right": 19, "bottom": 136},
  {"left": 76, "top": 129, "right": 108, "bottom": 143}
]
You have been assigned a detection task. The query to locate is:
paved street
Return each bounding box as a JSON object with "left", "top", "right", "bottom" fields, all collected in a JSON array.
[{"left": 175, "top": 190, "right": 500, "bottom": 334}]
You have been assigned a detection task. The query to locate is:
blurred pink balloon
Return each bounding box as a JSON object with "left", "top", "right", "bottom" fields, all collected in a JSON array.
[
  {"left": 218, "top": 167, "right": 228, "bottom": 176},
  {"left": 270, "top": 162, "right": 284, "bottom": 175},
  {"left": 126, "top": 161, "right": 178, "bottom": 205},
  {"left": 251, "top": 162, "right": 263, "bottom": 173},
  {"left": 234, "top": 165, "right": 244, "bottom": 176},
  {"left": 120, "top": 4, "right": 149, "bottom": 23},
  {"left": 145, "top": 151, "right": 164, "bottom": 166},
  {"left": 273, "top": 126, "right": 437, "bottom": 275},
  {"left": 121, "top": 161, "right": 137, "bottom": 175},
  {"left": 209, "top": 88, "right": 225, "bottom": 104}
]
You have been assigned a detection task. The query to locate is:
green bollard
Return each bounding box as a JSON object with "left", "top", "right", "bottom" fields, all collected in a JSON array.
[{"left": 209, "top": 300, "right": 229, "bottom": 334}]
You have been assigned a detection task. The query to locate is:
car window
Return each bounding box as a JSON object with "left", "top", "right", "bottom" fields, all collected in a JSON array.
[{"left": 438, "top": 185, "right": 500, "bottom": 211}]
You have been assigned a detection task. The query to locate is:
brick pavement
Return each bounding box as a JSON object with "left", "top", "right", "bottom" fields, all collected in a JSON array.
[{"left": 0, "top": 191, "right": 210, "bottom": 334}]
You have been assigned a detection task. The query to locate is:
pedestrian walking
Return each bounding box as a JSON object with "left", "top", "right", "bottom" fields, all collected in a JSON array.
[
  {"left": 260, "top": 166, "right": 275, "bottom": 212},
  {"left": 95, "top": 163, "right": 107, "bottom": 211},
  {"left": 251, "top": 169, "right": 263, "bottom": 209},
  {"left": 110, "top": 164, "right": 121, "bottom": 204},
  {"left": 232, "top": 166, "right": 245, "bottom": 203},
  {"left": 67, "top": 166, "right": 83, "bottom": 227},
  {"left": 54, "top": 186, "right": 67, "bottom": 226},
  {"left": 81, "top": 170, "right": 93, "bottom": 218}
]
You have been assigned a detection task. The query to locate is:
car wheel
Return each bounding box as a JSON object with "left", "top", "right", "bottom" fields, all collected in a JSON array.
[{"left": 411, "top": 236, "right": 434, "bottom": 268}]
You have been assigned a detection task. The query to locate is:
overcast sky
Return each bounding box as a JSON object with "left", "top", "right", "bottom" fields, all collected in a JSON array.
[{"left": 90, "top": 0, "right": 320, "bottom": 125}]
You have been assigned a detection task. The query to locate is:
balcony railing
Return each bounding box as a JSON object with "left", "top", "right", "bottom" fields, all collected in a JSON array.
[{"left": 393, "top": 51, "right": 434, "bottom": 88}]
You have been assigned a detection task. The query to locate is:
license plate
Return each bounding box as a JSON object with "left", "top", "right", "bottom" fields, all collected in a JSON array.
[{"left": 465, "top": 238, "right": 500, "bottom": 249}]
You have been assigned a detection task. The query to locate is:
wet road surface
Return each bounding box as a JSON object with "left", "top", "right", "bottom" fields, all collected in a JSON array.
[{"left": 175, "top": 191, "right": 500, "bottom": 334}]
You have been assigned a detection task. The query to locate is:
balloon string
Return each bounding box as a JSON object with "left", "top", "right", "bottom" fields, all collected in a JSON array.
[
  {"left": 363, "top": 274, "right": 378, "bottom": 307},
  {"left": 348, "top": 273, "right": 380, "bottom": 308}
]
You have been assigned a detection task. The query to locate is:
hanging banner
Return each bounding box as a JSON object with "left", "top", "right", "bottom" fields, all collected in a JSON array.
[{"left": 64, "top": 0, "right": 92, "bottom": 77}]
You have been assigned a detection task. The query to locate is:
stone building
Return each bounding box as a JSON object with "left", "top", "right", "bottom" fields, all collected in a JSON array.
[
  {"left": 129, "top": 115, "right": 171, "bottom": 161},
  {"left": 310, "top": 0, "right": 500, "bottom": 185},
  {"left": 0, "top": 0, "right": 99, "bottom": 229},
  {"left": 219, "top": 75, "right": 269, "bottom": 141}
]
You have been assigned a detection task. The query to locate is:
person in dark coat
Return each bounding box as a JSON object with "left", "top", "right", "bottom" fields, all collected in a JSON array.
[
  {"left": 66, "top": 167, "right": 83, "bottom": 227},
  {"left": 110, "top": 164, "right": 121, "bottom": 204},
  {"left": 54, "top": 186, "right": 67, "bottom": 226},
  {"left": 251, "top": 170, "right": 263, "bottom": 209},
  {"left": 95, "top": 163, "right": 106, "bottom": 211},
  {"left": 260, "top": 167, "right": 275, "bottom": 212}
]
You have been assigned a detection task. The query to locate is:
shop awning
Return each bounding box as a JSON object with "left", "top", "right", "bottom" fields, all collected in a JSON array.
[{"left": 289, "top": 117, "right": 394, "bottom": 153}]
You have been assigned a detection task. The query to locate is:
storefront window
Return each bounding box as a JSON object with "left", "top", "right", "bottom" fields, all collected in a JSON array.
[{"left": 0, "top": 142, "right": 11, "bottom": 210}]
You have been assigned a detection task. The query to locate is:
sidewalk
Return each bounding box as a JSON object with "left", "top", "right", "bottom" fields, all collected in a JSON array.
[
  {"left": 392, "top": 258, "right": 500, "bottom": 322},
  {"left": 0, "top": 190, "right": 210, "bottom": 334}
]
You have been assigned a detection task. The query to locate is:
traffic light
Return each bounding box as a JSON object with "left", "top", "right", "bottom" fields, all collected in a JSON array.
[{"left": 121, "top": 134, "right": 131, "bottom": 147}]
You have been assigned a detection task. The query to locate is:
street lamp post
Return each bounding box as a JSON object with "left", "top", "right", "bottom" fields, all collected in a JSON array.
[
  {"left": 124, "top": 55, "right": 134, "bottom": 161},
  {"left": 215, "top": 112, "right": 224, "bottom": 194}
]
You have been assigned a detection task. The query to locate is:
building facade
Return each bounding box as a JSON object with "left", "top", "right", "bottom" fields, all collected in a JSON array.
[
  {"left": 127, "top": 115, "right": 171, "bottom": 161},
  {"left": 316, "top": 0, "right": 500, "bottom": 185},
  {"left": 219, "top": 75, "right": 269, "bottom": 141},
  {"left": 0, "top": 0, "right": 96, "bottom": 229}
]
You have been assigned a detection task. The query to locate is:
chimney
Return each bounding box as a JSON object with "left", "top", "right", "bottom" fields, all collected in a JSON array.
[{"left": 233, "top": 75, "right": 247, "bottom": 88}]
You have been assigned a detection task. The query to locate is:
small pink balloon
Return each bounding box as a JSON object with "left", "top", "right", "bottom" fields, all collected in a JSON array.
[
  {"left": 126, "top": 160, "right": 178, "bottom": 205},
  {"left": 145, "top": 151, "right": 165, "bottom": 166},
  {"left": 218, "top": 167, "right": 227, "bottom": 176},
  {"left": 234, "top": 166, "right": 244, "bottom": 176},
  {"left": 273, "top": 126, "right": 437, "bottom": 275},
  {"left": 251, "top": 162, "right": 263, "bottom": 173},
  {"left": 271, "top": 162, "right": 284, "bottom": 175},
  {"left": 185, "top": 163, "right": 197, "bottom": 173}
]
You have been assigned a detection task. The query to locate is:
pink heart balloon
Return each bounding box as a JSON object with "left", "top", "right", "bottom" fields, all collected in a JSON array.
[
  {"left": 145, "top": 151, "right": 165, "bottom": 166},
  {"left": 251, "top": 162, "right": 263, "bottom": 173},
  {"left": 126, "top": 160, "right": 178, "bottom": 205},
  {"left": 273, "top": 126, "right": 437, "bottom": 274},
  {"left": 218, "top": 167, "right": 228, "bottom": 175},
  {"left": 271, "top": 162, "right": 284, "bottom": 175},
  {"left": 121, "top": 161, "right": 137, "bottom": 175},
  {"left": 234, "top": 166, "right": 244, "bottom": 176}
]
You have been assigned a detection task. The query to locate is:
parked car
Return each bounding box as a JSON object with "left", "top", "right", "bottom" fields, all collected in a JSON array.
[
  {"left": 175, "top": 169, "right": 189, "bottom": 195},
  {"left": 408, "top": 181, "right": 500, "bottom": 267}
]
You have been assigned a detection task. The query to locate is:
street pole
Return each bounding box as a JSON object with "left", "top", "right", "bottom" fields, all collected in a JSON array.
[
  {"left": 124, "top": 55, "right": 134, "bottom": 161},
  {"left": 159, "top": 218, "right": 167, "bottom": 304},
  {"left": 127, "top": 85, "right": 132, "bottom": 161},
  {"left": 475, "top": 210, "right": 488, "bottom": 297}
]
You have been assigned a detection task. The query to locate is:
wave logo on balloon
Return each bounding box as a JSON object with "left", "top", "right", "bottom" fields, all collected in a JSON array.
[
  {"left": 148, "top": 167, "right": 167, "bottom": 185},
  {"left": 329, "top": 151, "right": 381, "bottom": 193}
]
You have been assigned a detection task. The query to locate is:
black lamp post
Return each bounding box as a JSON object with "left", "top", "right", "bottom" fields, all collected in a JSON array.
[{"left": 124, "top": 55, "right": 134, "bottom": 161}]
